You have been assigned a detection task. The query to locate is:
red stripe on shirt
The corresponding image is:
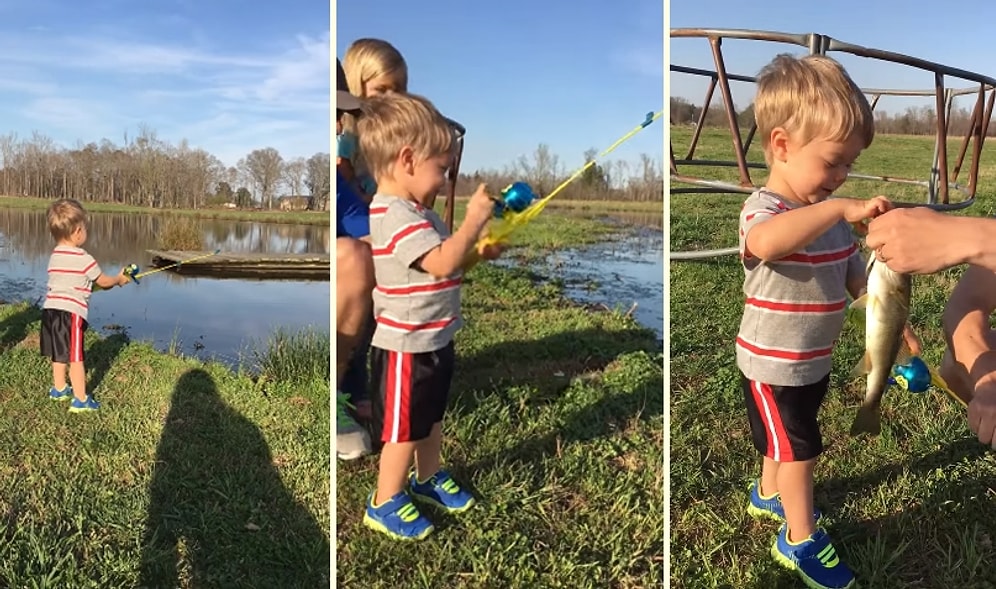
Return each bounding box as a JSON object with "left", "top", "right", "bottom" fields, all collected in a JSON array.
[
  {"left": 778, "top": 243, "right": 856, "bottom": 264},
  {"left": 735, "top": 336, "right": 833, "bottom": 361},
  {"left": 745, "top": 298, "right": 847, "bottom": 313},
  {"left": 376, "top": 277, "right": 462, "bottom": 296},
  {"left": 376, "top": 315, "right": 456, "bottom": 332},
  {"left": 371, "top": 221, "right": 433, "bottom": 257}
]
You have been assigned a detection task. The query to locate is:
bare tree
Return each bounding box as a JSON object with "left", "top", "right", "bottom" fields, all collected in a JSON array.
[
  {"left": 244, "top": 147, "right": 284, "bottom": 209},
  {"left": 306, "top": 152, "right": 331, "bottom": 211},
  {"left": 282, "top": 157, "right": 308, "bottom": 197}
]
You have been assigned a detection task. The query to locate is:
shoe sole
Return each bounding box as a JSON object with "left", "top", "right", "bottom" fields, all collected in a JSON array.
[
  {"left": 50, "top": 396, "right": 71, "bottom": 402},
  {"left": 69, "top": 406, "right": 99, "bottom": 413},
  {"left": 362, "top": 512, "right": 433, "bottom": 541},
  {"left": 410, "top": 492, "right": 476, "bottom": 514},
  {"left": 747, "top": 502, "right": 785, "bottom": 523},
  {"left": 337, "top": 449, "right": 370, "bottom": 461},
  {"left": 769, "top": 543, "right": 854, "bottom": 589}
]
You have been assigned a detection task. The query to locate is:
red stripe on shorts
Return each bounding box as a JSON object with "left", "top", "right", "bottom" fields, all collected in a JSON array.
[
  {"left": 70, "top": 314, "right": 84, "bottom": 363},
  {"left": 383, "top": 351, "right": 413, "bottom": 443},
  {"left": 751, "top": 380, "right": 795, "bottom": 462}
]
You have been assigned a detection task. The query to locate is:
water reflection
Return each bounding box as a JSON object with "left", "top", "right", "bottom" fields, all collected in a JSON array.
[{"left": 0, "top": 209, "right": 330, "bottom": 366}]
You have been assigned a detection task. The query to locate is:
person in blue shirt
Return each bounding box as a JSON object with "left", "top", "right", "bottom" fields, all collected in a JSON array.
[{"left": 336, "top": 58, "right": 375, "bottom": 460}]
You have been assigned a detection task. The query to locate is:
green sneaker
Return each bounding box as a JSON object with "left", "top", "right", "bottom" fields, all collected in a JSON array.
[{"left": 336, "top": 391, "right": 371, "bottom": 460}]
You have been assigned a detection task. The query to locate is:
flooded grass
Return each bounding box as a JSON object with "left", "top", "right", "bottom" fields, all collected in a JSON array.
[
  {"left": 156, "top": 217, "right": 205, "bottom": 250},
  {"left": 0, "top": 302, "right": 329, "bottom": 587}
]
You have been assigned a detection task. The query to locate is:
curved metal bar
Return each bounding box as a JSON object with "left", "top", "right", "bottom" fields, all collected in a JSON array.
[{"left": 670, "top": 27, "right": 993, "bottom": 260}]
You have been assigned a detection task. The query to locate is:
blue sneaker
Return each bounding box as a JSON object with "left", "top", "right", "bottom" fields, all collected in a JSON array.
[
  {"left": 771, "top": 526, "right": 855, "bottom": 589},
  {"left": 408, "top": 469, "right": 476, "bottom": 513},
  {"left": 747, "top": 479, "right": 822, "bottom": 523},
  {"left": 49, "top": 386, "right": 72, "bottom": 401},
  {"left": 362, "top": 491, "right": 434, "bottom": 541},
  {"left": 69, "top": 395, "right": 100, "bottom": 413}
]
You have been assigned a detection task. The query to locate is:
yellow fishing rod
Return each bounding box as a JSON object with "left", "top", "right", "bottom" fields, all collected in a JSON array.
[
  {"left": 477, "top": 109, "right": 663, "bottom": 250},
  {"left": 94, "top": 249, "right": 222, "bottom": 291}
]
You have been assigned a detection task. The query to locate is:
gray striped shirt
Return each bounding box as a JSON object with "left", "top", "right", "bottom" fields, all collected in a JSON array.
[
  {"left": 736, "top": 189, "right": 865, "bottom": 387},
  {"left": 368, "top": 194, "right": 463, "bottom": 354},
  {"left": 44, "top": 246, "right": 103, "bottom": 321}
]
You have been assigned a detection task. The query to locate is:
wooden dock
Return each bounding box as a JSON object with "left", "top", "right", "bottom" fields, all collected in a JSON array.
[{"left": 146, "top": 250, "right": 329, "bottom": 280}]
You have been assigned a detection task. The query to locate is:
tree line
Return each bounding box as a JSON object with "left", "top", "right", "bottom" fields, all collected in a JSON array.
[
  {"left": 456, "top": 144, "right": 664, "bottom": 202},
  {"left": 0, "top": 126, "right": 663, "bottom": 210},
  {"left": 0, "top": 124, "right": 331, "bottom": 211},
  {"left": 671, "top": 95, "right": 996, "bottom": 137}
]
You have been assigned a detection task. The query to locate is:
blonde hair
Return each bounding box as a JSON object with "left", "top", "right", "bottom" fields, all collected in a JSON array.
[
  {"left": 47, "top": 198, "right": 87, "bottom": 241},
  {"left": 754, "top": 53, "right": 874, "bottom": 164},
  {"left": 340, "top": 38, "right": 410, "bottom": 187},
  {"left": 356, "top": 92, "right": 455, "bottom": 184}
]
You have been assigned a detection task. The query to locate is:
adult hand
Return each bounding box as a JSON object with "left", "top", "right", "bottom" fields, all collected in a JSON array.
[
  {"left": 969, "top": 374, "right": 996, "bottom": 449},
  {"left": 864, "top": 207, "right": 959, "bottom": 274}
]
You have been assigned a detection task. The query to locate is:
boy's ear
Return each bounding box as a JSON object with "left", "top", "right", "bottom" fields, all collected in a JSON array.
[
  {"left": 398, "top": 145, "right": 416, "bottom": 175},
  {"left": 769, "top": 127, "right": 791, "bottom": 163}
]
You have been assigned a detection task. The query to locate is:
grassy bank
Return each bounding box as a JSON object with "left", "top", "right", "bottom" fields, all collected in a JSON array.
[
  {"left": 336, "top": 246, "right": 664, "bottom": 584},
  {"left": 0, "top": 195, "right": 330, "bottom": 226},
  {"left": 0, "top": 303, "right": 330, "bottom": 587},
  {"left": 670, "top": 126, "right": 996, "bottom": 587}
]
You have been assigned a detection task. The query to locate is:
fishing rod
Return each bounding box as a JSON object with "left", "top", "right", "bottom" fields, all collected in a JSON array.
[
  {"left": 129, "top": 249, "right": 222, "bottom": 282},
  {"left": 477, "top": 109, "right": 664, "bottom": 250}
]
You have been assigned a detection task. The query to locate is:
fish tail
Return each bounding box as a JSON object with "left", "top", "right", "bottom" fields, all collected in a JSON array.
[{"left": 849, "top": 404, "right": 881, "bottom": 436}]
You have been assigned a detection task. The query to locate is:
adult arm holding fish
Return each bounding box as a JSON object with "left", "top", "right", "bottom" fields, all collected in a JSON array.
[{"left": 864, "top": 206, "right": 996, "bottom": 275}]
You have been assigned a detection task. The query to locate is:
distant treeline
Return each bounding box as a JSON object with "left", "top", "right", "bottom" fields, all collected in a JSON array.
[
  {"left": 451, "top": 144, "right": 664, "bottom": 202},
  {"left": 0, "top": 124, "right": 331, "bottom": 211},
  {"left": 671, "top": 96, "right": 995, "bottom": 137}
]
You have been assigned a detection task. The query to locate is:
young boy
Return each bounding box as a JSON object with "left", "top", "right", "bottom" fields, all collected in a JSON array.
[
  {"left": 736, "top": 54, "right": 919, "bottom": 589},
  {"left": 41, "top": 198, "right": 131, "bottom": 412},
  {"left": 356, "top": 91, "right": 501, "bottom": 540}
]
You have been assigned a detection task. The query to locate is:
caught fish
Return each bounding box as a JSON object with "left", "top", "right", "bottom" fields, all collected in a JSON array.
[{"left": 848, "top": 254, "right": 913, "bottom": 436}]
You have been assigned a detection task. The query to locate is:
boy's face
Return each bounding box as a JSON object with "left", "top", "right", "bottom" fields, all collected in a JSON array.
[
  {"left": 770, "top": 130, "right": 864, "bottom": 205},
  {"left": 408, "top": 152, "right": 451, "bottom": 205}
]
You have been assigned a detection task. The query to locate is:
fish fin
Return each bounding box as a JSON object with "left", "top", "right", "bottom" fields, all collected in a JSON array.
[
  {"left": 850, "top": 404, "right": 882, "bottom": 436},
  {"left": 895, "top": 338, "right": 914, "bottom": 365},
  {"left": 850, "top": 351, "right": 873, "bottom": 378},
  {"left": 850, "top": 293, "right": 869, "bottom": 310}
]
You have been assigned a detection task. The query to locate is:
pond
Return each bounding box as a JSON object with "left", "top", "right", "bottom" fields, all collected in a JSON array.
[
  {"left": 0, "top": 208, "right": 330, "bottom": 367},
  {"left": 503, "top": 209, "right": 664, "bottom": 340}
]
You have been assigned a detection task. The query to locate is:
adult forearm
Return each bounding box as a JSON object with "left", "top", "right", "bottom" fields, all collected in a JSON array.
[{"left": 952, "top": 216, "right": 996, "bottom": 270}]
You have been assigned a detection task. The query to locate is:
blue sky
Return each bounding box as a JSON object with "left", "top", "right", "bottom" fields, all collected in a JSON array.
[
  {"left": 336, "top": 0, "right": 664, "bottom": 178},
  {"left": 0, "top": 0, "right": 329, "bottom": 167},
  {"left": 669, "top": 1, "right": 996, "bottom": 119}
]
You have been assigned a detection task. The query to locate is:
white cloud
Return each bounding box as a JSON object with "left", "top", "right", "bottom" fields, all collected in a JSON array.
[{"left": 0, "top": 29, "right": 330, "bottom": 166}]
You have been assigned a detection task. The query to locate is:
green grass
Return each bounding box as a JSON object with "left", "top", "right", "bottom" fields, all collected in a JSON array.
[
  {"left": 0, "top": 303, "right": 330, "bottom": 587},
  {"left": 156, "top": 217, "right": 205, "bottom": 250},
  {"left": 336, "top": 212, "right": 665, "bottom": 587},
  {"left": 670, "top": 125, "right": 996, "bottom": 588},
  {"left": 252, "top": 327, "right": 331, "bottom": 388},
  {"left": 0, "top": 195, "right": 330, "bottom": 226}
]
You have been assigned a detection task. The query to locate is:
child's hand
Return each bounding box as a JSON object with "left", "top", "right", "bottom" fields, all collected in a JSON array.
[
  {"left": 844, "top": 195, "right": 893, "bottom": 231},
  {"left": 478, "top": 242, "right": 504, "bottom": 260},
  {"left": 117, "top": 271, "right": 131, "bottom": 287},
  {"left": 466, "top": 183, "right": 495, "bottom": 227}
]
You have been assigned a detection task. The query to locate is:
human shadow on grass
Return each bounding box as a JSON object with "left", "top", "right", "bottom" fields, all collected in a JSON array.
[
  {"left": 85, "top": 331, "right": 128, "bottom": 398},
  {"left": 138, "top": 369, "right": 329, "bottom": 589},
  {"left": 0, "top": 303, "right": 39, "bottom": 353}
]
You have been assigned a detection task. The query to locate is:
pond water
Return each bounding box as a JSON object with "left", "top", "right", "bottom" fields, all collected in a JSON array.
[
  {"left": 504, "top": 210, "right": 664, "bottom": 340},
  {"left": 0, "top": 208, "right": 330, "bottom": 366}
]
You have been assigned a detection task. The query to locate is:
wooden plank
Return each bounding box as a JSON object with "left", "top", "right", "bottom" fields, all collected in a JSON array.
[{"left": 145, "top": 249, "right": 330, "bottom": 280}]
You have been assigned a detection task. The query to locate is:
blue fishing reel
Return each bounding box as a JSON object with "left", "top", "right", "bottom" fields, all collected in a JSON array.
[
  {"left": 888, "top": 356, "right": 931, "bottom": 393},
  {"left": 493, "top": 181, "right": 537, "bottom": 218},
  {"left": 125, "top": 263, "right": 140, "bottom": 285}
]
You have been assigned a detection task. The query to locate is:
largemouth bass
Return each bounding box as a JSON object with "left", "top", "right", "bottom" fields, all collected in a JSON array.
[{"left": 848, "top": 254, "right": 912, "bottom": 436}]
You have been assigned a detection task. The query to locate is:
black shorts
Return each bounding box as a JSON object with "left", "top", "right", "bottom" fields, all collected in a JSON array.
[
  {"left": 741, "top": 371, "right": 830, "bottom": 462},
  {"left": 370, "top": 342, "right": 455, "bottom": 444},
  {"left": 40, "top": 309, "right": 88, "bottom": 363}
]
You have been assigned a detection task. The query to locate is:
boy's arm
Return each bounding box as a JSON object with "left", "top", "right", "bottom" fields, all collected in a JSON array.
[
  {"left": 744, "top": 196, "right": 891, "bottom": 262},
  {"left": 417, "top": 218, "right": 488, "bottom": 278}
]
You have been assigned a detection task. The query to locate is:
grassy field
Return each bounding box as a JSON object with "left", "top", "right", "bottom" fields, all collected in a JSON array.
[
  {"left": 0, "top": 304, "right": 330, "bottom": 587},
  {"left": 336, "top": 207, "right": 665, "bottom": 587},
  {"left": 670, "top": 126, "right": 996, "bottom": 588},
  {"left": 0, "top": 195, "right": 330, "bottom": 226}
]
